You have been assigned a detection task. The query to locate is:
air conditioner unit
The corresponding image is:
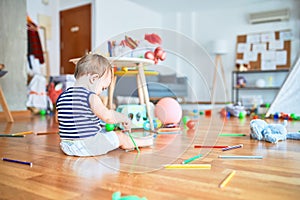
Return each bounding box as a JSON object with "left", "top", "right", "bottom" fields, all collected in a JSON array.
[{"left": 249, "top": 8, "right": 290, "bottom": 24}]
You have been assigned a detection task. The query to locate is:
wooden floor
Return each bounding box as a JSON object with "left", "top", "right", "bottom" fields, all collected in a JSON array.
[{"left": 0, "top": 111, "right": 300, "bottom": 200}]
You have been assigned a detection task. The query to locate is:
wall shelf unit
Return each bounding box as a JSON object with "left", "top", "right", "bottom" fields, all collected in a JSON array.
[{"left": 232, "top": 69, "right": 289, "bottom": 105}]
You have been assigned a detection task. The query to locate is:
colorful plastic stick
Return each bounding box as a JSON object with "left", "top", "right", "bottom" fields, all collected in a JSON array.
[
  {"left": 127, "top": 131, "right": 140, "bottom": 153},
  {"left": 0, "top": 131, "right": 33, "bottom": 137},
  {"left": 219, "top": 170, "right": 236, "bottom": 188},
  {"left": 222, "top": 144, "right": 243, "bottom": 151},
  {"left": 164, "top": 164, "right": 211, "bottom": 169},
  {"left": 194, "top": 145, "right": 228, "bottom": 148},
  {"left": 2, "top": 157, "right": 32, "bottom": 167},
  {"left": 0, "top": 135, "right": 24, "bottom": 137},
  {"left": 219, "top": 155, "right": 263, "bottom": 159},
  {"left": 181, "top": 154, "right": 202, "bottom": 164},
  {"left": 219, "top": 133, "right": 246, "bottom": 137}
]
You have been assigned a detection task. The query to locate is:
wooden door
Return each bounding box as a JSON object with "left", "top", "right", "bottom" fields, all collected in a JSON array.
[{"left": 60, "top": 4, "right": 91, "bottom": 74}]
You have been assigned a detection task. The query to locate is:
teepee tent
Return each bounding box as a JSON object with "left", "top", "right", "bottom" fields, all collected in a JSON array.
[{"left": 266, "top": 57, "right": 300, "bottom": 116}]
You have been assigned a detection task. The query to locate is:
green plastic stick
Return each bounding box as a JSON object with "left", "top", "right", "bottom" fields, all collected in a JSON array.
[
  {"left": 182, "top": 154, "right": 202, "bottom": 164},
  {"left": 219, "top": 133, "right": 246, "bottom": 137},
  {"left": 128, "top": 131, "right": 140, "bottom": 153}
]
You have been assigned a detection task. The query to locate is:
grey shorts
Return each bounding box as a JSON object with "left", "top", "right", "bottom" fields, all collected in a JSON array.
[{"left": 60, "top": 131, "right": 120, "bottom": 156}]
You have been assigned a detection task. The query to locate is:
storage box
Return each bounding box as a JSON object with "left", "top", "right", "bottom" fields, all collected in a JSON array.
[{"left": 240, "top": 95, "right": 263, "bottom": 108}]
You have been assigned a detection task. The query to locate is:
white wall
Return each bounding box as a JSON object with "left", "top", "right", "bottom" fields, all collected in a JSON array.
[
  {"left": 60, "top": 0, "right": 91, "bottom": 11},
  {"left": 27, "top": 0, "right": 92, "bottom": 76},
  {"left": 27, "top": 0, "right": 300, "bottom": 103},
  {"left": 160, "top": 0, "right": 300, "bottom": 102},
  {"left": 0, "top": 0, "right": 27, "bottom": 111},
  {"left": 26, "top": 0, "right": 60, "bottom": 75},
  {"left": 94, "top": 0, "right": 162, "bottom": 49}
]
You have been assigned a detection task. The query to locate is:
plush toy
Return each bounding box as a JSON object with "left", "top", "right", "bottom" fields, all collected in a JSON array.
[
  {"left": 236, "top": 76, "right": 247, "bottom": 88},
  {"left": 236, "top": 63, "right": 250, "bottom": 71},
  {"left": 250, "top": 119, "right": 300, "bottom": 143}
]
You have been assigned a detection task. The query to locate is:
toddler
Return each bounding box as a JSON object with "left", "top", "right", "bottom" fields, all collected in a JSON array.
[{"left": 56, "top": 54, "right": 153, "bottom": 156}]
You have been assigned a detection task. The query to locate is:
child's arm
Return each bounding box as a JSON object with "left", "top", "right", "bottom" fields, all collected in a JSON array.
[{"left": 89, "top": 94, "right": 131, "bottom": 126}]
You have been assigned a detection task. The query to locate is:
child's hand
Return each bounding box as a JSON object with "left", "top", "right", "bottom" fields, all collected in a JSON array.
[{"left": 122, "top": 120, "right": 132, "bottom": 132}]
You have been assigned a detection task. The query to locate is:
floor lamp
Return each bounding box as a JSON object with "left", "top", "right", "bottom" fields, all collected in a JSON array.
[{"left": 211, "top": 40, "right": 229, "bottom": 103}]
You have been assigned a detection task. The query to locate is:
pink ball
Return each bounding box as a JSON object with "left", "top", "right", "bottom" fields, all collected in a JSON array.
[{"left": 154, "top": 97, "right": 182, "bottom": 125}]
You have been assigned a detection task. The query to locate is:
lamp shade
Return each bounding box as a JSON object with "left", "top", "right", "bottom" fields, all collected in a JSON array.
[{"left": 212, "top": 40, "right": 228, "bottom": 55}]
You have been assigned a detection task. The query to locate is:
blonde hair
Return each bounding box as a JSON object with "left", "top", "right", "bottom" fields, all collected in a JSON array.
[{"left": 74, "top": 54, "right": 112, "bottom": 79}]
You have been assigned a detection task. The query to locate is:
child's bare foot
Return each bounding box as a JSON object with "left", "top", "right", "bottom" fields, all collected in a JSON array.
[{"left": 117, "top": 132, "right": 153, "bottom": 150}]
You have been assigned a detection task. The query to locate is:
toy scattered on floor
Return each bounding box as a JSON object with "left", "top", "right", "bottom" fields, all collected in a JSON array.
[
  {"left": 250, "top": 119, "right": 300, "bottom": 143},
  {"left": 226, "top": 103, "right": 246, "bottom": 117},
  {"left": 182, "top": 116, "right": 190, "bottom": 124},
  {"left": 154, "top": 97, "right": 182, "bottom": 125},
  {"left": 0, "top": 131, "right": 33, "bottom": 138},
  {"left": 125, "top": 131, "right": 153, "bottom": 151},
  {"left": 155, "top": 119, "right": 162, "bottom": 128},
  {"left": 0, "top": 135, "right": 23, "bottom": 138},
  {"left": 126, "top": 131, "right": 140, "bottom": 153},
  {"left": 186, "top": 120, "right": 196, "bottom": 129},
  {"left": 219, "top": 133, "right": 246, "bottom": 137},
  {"left": 219, "top": 108, "right": 227, "bottom": 117},
  {"left": 222, "top": 144, "right": 243, "bottom": 151},
  {"left": 219, "top": 170, "right": 236, "bottom": 188},
  {"left": 164, "top": 164, "right": 211, "bottom": 169},
  {"left": 143, "top": 120, "right": 157, "bottom": 131},
  {"left": 219, "top": 155, "right": 263, "bottom": 159},
  {"left": 289, "top": 113, "right": 300, "bottom": 120},
  {"left": 116, "top": 104, "right": 151, "bottom": 129},
  {"left": 194, "top": 145, "right": 228, "bottom": 148},
  {"left": 273, "top": 113, "right": 279, "bottom": 120},
  {"left": 252, "top": 115, "right": 259, "bottom": 119},
  {"left": 2, "top": 157, "right": 32, "bottom": 167},
  {"left": 105, "top": 123, "right": 115, "bottom": 131},
  {"left": 36, "top": 131, "right": 58, "bottom": 135},
  {"left": 205, "top": 110, "right": 211, "bottom": 116},
  {"left": 112, "top": 191, "right": 147, "bottom": 200},
  {"left": 40, "top": 109, "right": 47, "bottom": 116},
  {"left": 181, "top": 153, "right": 202, "bottom": 164},
  {"left": 270, "top": 112, "right": 300, "bottom": 120},
  {"left": 238, "top": 111, "right": 246, "bottom": 119}
]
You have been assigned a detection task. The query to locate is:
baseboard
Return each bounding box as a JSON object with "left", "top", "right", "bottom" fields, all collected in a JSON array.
[{"left": 0, "top": 110, "right": 32, "bottom": 121}]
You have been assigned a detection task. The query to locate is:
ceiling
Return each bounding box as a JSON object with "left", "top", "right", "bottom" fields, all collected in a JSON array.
[{"left": 128, "top": 0, "right": 276, "bottom": 13}]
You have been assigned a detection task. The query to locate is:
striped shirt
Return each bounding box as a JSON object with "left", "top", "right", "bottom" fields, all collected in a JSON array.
[{"left": 56, "top": 87, "right": 102, "bottom": 139}]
